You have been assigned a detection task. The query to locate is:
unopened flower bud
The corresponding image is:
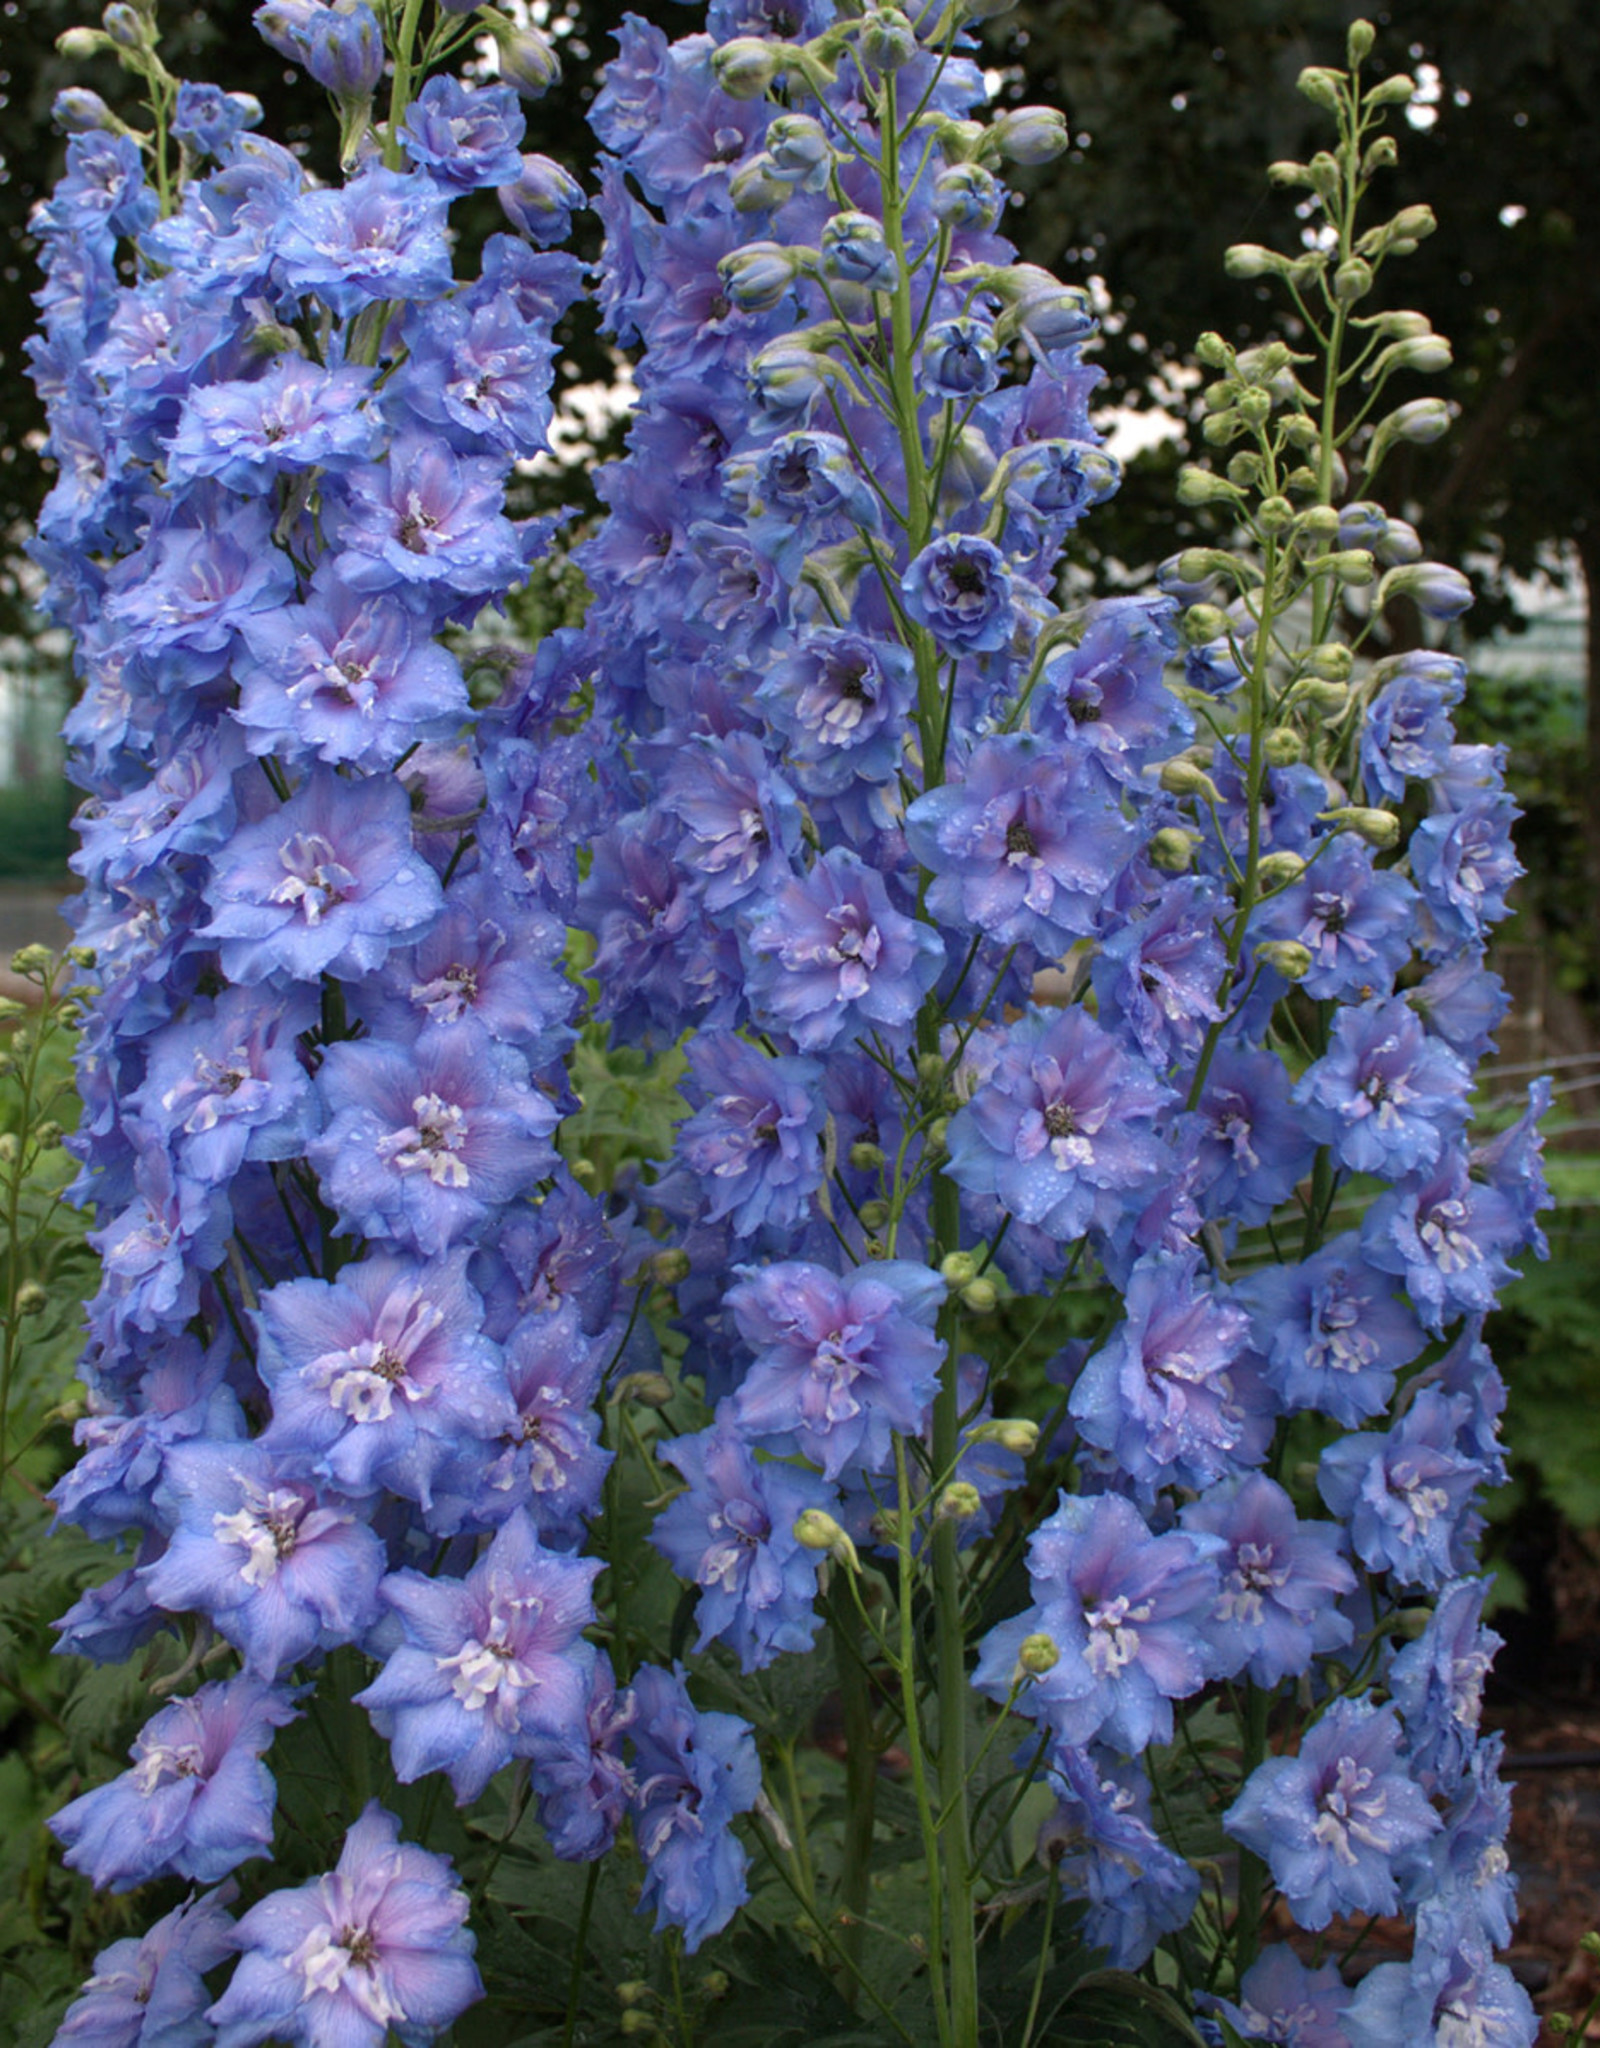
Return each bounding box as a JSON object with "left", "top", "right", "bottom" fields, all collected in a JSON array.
[
  {"left": 713, "top": 36, "right": 781, "bottom": 98},
  {"left": 617, "top": 1982, "right": 653, "bottom": 2009},
  {"left": 936, "top": 1482, "right": 982, "bottom": 1522},
  {"left": 1256, "top": 939, "right": 1314, "bottom": 981},
  {"left": 849, "top": 1140, "right": 886, "bottom": 1173},
  {"left": 1257, "top": 850, "right": 1307, "bottom": 888},
  {"left": 719, "top": 241, "right": 800, "bottom": 312},
  {"left": 619, "top": 2014, "right": 657, "bottom": 2038},
  {"left": 11, "top": 946, "right": 53, "bottom": 979},
  {"left": 489, "top": 22, "right": 561, "bottom": 96},
  {"left": 499, "top": 155, "right": 584, "bottom": 243},
  {"left": 1181, "top": 603, "right": 1232, "bottom": 644},
  {"left": 794, "top": 1509, "right": 860, "bottom": 1571},
  {"left": 1347, "top": 17, "right": 1376, "bottom": 62},
  {"left": 15, "top": 1282, "right": 48, "bottom": 1317},
  {"left": 1322, "top": 805, "right": 1402, "bottom": 848},
  {"left": 700, "top": 1971, "right": 730, "bottom": 2001},
  {"left": 1224, "top": 243, "right": 1288, "bottom": 280},
  {"left": 1579, "top": 1931, "right": 1600, "bottom": 1960},
  {"left": 1195, "top": 330, "right": 1232, "bottom": 368},
  {"left": 1148, "top": 827, "right": 1195, "bottom": 873},
  {"left": 820, "top": 211, "right": 897, "bottom": 291},
  {"left": 990, "top": 106, "right": 1069, "bottom": 165},
  {"left": 1368, "top": 334, "right": 1452, "bottom": 379},
  {"left": 649, "top": 1248, "right": 691, "bottom": 1286},
  {"left": 1334, "top": 257, "right": 1374, "bottom": 303},
  {"left": 57, "top": 25, "right": 109, "bottom": 58},
  {"left": 1378, "top": 561, "right": 1472, "bottom": 621},
  {"left": 1362, "top": 135, "right": 1399, "bottom": 174},
  {"left": 53, "top": 87, "right": 118, "bottom": 130},
  {"left": 1297, "top": 65, "right": 1344, "bottom": 110},
  {"left": 730, "top": 153, "right": 791, "bottom": 211},
  {"left": 916, "top": 1051, "right": 947, "bottom": 1090},
  {"left": 973, "top": 1418, "right": 1039, "bottom": 1456},
  {"left": 1159, "top": 759, "right": 1222, "bottom": 804},
  {"left": 303, "top": 3, "right": 384, "bottom": 96},
  {"left": 931, "top": 162, "right": 1001, "bottom": 230},
  {"left": 961, "top": 1277, "right": 998, "bottom": 1314},
  {"left": 102, "top": 3, "right": 151, "bottom": 51},
  {"left": 858, "top": 1199, "right": 891, "bottom": 1230},
  {"left": 924, "top": 1117, "right": 949, "bottom": 1161},
  {"left": 615, "top": 1372, "right": 675, "bottom": 1410},
  {"left": 1262, "top": 727, "right": 1304, "bottom": 767},
  {"left": 1175, "top": 467, "right": 1244, "bottom": 508},
  {"left": 940, "top": 1250, "right": 980, "bottom": 1288},
  {"left": 1327, "top": 549, "right": 1376, "bottom": 585},
  {"left": 1018, "top": 1632, "right": 1059, "bottom": 1676},
  {"left": 858, "top": 7, "right": 918, "bottom": 70},
  {"left": 1267, "top": 159, "right": 1314, "bottom": 187}
]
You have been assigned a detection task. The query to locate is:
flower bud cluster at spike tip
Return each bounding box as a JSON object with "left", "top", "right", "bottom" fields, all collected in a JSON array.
[{"left": 27, "top": 1, "right": 1543, "bottom": 2036}]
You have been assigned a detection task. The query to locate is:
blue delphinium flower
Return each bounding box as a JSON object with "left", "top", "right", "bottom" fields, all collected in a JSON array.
[
  {"left": 905, "top": 734, "right": 1135, "bottom": 956},
  {"left": 1360, "top": 651, "right": 1465, "bottom": 801},
  {"left": 1294, "top": 994, "right": 1472, "bottom": 1179},
  {"left": 672, "top": 1030, "right": 825, "bottom": 1236},
  {"left": 901, "top": 533, "right": 1014, "bottom": 652},
  {"left": 275, "top": 166, "right": 455, "bottom": 316},
  {"left": 1180, "top": 1474, "right": 1355, "bottom": 1686},
  {"left": 142, "top": 1443, "right": 385, "bottom": 1677},
  {"left": 947, "top": 1007, "right": 1174, "bottom": 1242},
  {"left": 165, "top": 357, "right": 381, "bottom": 492},
  {"left": 1068, "top": 1248, "right": 1251, "bottom": 1495},
  {"left": 1412, "top": 795, "right": 1523, "bottom": 953},
  {"left": 356, "top": 1509, "right": 599, "bottom": 1802},
  {"left": 52, "top": 1675, "right": 299, "bottom": 1890},
  {"left": 1343, "top": 1930, "right": 1536, "bottom": 2048},
  {"left": 528, "top": 1651, "right": 635, "bottom": 1863},
  {"left": 202, "top": 768, "right": 444, "bottom": 985},
  {"left": 1236, "top": 1232, "right": 1426, "bottom": 1428},
  {"left": 974, "top": 1491, "right": 1220, "bottom": 1754},
  {"left": 1037, "top": 1745, "right": 1201, "bottom": 1969},
  {"left": 652, "top": 1414, "right": 834, "bottom": 1670},
  {"left": 308, "top": 1028, "right": 559, "bottom": 1256},
  {"left": 755, "top": 630, "right": 915, "bottom": 795},
  {"left": 725, "top": 1257, "right": 945, "bottom": 1479},
  {"left": 1318, "top": 1389, "right": 1492, "bottom": 1591},
  {"left": 206, "top": 1802, "right": 482, "bottom": 2048},
  {"left": 1191, "top": 1043, "right": 1318, "bottom": 1228},
  {"left": 1091, "top": 877, "right": 1229, "bottom": 1067},
  {"left": 128, "top": 984, "right": 318, "bottom": 1187},
  {"left": 255, "top": 1250, "right": 514, "bottom": 1521},
  {"left": 1224, "top": 1697, "right": 1440, "bottom": 1929},
  {"left": 53, "top": 1885, "right": 236, "bottom": 2048},
  {"left": 743, "top": 849, "right": 944, "bottom": 1053},
  {"left": 330, "top": 434, "right": 524, "bottom": 606},
  {"left": 400, "top": 76, "right": 526, "bottom": 191},
  {"left": 468, "top": 1301, "right": 614, "bottom": 1545},
  {"left": 1389, "top": 1577, "right": 1502, "bottom": 1794},
  {"left": 1194, "top": 1946, "right": 1355, "bottom": 2047},
  {"left": 1361, "top": 1148, "right": 1521, "bottom": 1334},
  {"left": 1252, "top": 834, "right": 1417, "bottom": 1002},
  {"left": 624, "top": 1663, "right": 760, "bottom": 1953}
]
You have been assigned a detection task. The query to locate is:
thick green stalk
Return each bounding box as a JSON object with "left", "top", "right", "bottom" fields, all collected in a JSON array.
[
  {"left": 384, "top": 0, "right": 429, "bottom": 168},
  {"left": 894, "top": 1438, "right": 952, "bottom": 2048},
  {"left": 1234, "top": 1683, "right": 1273, "bottom": 1972}
]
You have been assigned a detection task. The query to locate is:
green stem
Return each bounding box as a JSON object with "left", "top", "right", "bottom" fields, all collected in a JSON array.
[
  {"left": 1018, "top": 1871, "right": 1058, "bottom": 2048},
  {"left": 894, "top": 1436, "right": 951, "bottom": 2048},
  {"left": 561, "top": 1861, "right": 601, "bottom": 2048},
  {"left": 1234, "top": 1683, "right": 1273, "bottom": 1974},
  {"left": 831, "top": 1599, "right": 880, "bottom": 1986},
  {"left": 384, "top": 0, "right": 429, "bottom": 167}
]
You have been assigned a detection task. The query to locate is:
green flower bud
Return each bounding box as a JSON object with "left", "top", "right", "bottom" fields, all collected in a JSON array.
[
  {"left": 700, "top": 1970, "right": 731, "bottom": 2001},
  {"left": 1256, "top": 495, "right": 1295, "bottom": 534},
  {"left": 960, "top": 1276, "right": 998, "bottom": 1314},
  {"left": 989, "top": 106, "right": 1070, "bottom": 165},
  {"left": 11, "top": 945, "right": 53, "bottom": 979},
  {"left": 712, "top": 37, "right": 781, "bottom": 97},
  {"left": 1296, "top": 66, "right": 1345, "bottom": 110},
  {"left": 16, "top": 1282, "right": 48, "bottom": 1317},
  {"left": 1181, "top": 604, "right": 1232, "bottom": 644},
  {"left": 1347, "top": 17, "right": 1376, "bottom": 63},
  {"left": 0, "top": 1134, "right": 18, "bottom": 1165},
  {"left": 858, "top": 1199, "right": 891, "bottom": 1230},
  {"left": 1362, "top": 135, "right": 1399, "bottom": 175},
  {"left": 34, "top": 1121, "right": 63, "bottom": 1148},
  {"left": 1257, "top": 850, "right": 1307, "bottom": 888},
  {"left": 794, "top": 1509, "right": 861, "bottom": 1570},
  {"left": 1262, "top": 727, "right": 1304, "bottom": 767},
  {"left": 1017, "top": 1632, "right": 1059, "bottom": 1675},
  {"left": 916, "top": 1051, "right": 946, "bottom": 1090},
  {"left": 613, "top": 1370, "right": 675, "bottom": 1408},
  {"left": 1159, "top": 759, "right": 1223, "bottom": 804},
  {"left": 616, "top": 1981, "right": 653, "bottom": 2009},
  {"left": 730, "top": 153, "right": 793, "bottom": 212},
  {"left": 1148, "top": 827, "right": 1195, "bottom": 873},
  {"left": 1176, "top": 467, "right": 1245, "bottom": 507},
  {"left": 649, "top": 1248, "right": 692, "bottom": 1286},
  {"left": 1579, "top": 1931, "right": 1600, "bottom": 1960},
  {"left": 1296, "top": 678, "right": 1352, "bottom": 713},
  {"left": 1298, "top": 505, "right": 1342, "bottom": 540},
  {"left": 1227, "top": 450, "right": 1266, "bottom": 489},
  {"left": 940, "top": 1250, "right": 980, "bottom": 1288},
  {"left": 58, "top": 26, "right": 111, "bottom": 58},
  {"left": 1223, "top": 243, "right": 1289, "bottom": 279},
  {"left": 924, "top": 1118, "right": 949, "bottom": 1161},
  {"left": 849, "top": 1140, "right": 886, "bottom": 1173},
  {"left": 936, "top": 1481, "right": 983, "bottom": 1522},
  {"left": 1335, "top": 257, "right": 1374, "bottom": 303},
  {"left": 1328, "top": 549, "right": 1377, "bottom": 585},
  {"left": 1194, "top": 331, "right": 1233, "bottom": 368},
  {"left": 1322, "top": 805, "right": 1402, "bottom": 849},
  {"left": 1256, "top": 939, "right": 1314, "bottom": 981},
  {"left": 1175, "top": 547, "right": 1233, "bottom": 582},
  {"left": 1301, "top": 641, "right": 1353, "bottom": 681},
  {"left": 1201, "top": 410, "right": 1244, "bottom": 448},
  {"left": 858, "top": 7, "right": 917, "bottom": 70},
  {"left": 1307, "top": 150, "right": 1343, "bottom": 198},
  {"left": 1368, "top": 310, "right": 1432, "bottom": 339},
  {"left": 977, "top": 1418, "right": 1040, "bottom": 1456},
  {"left": 1236, "top": 387, "right": 1273, "bottom": 428},
  {"left": 1267, "top": 159, "right": 1315, "bottom": 187},
  {"left": 619, "top": 2014, "right": 658, "bottom": 2038},
  {"left": 1364, "top": 73, "right": 1418, "bottom": 108},
  {"left": 1366, "top": 333, "right": 1452, "bottom": 379}
]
